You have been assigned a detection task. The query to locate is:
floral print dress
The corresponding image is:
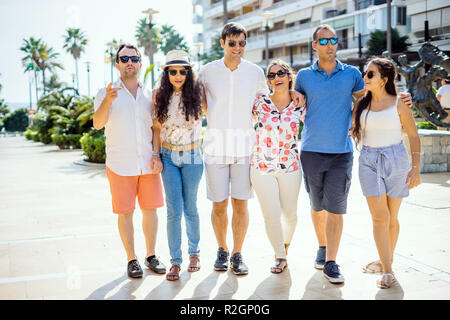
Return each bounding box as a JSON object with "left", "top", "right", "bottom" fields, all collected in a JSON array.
[{"left": 251, "top": 94, "right": 305, "bottom": 175}]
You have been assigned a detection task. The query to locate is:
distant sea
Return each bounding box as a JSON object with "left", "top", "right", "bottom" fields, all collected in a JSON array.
[{"left": 5, "top": 102, "right": 37, "bottom": 112}]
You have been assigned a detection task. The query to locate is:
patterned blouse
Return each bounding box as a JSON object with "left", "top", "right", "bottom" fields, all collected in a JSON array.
[
  {"left": 157, "top": 92, "right": 202, "bottom": 145},
  {"left": 251, "top": 94, "right": 305, "bottom": 174}
]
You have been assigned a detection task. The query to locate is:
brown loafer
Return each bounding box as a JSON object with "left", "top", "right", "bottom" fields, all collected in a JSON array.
[
  {"left": 166, "top": 264, "right": 181, "bottom": 281},
  {"left": 187, "top": 254, "right": 200, "bottom": 272}
]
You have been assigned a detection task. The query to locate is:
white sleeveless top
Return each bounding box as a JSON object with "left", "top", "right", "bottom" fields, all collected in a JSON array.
[{"left": 360, "top": 96, "right": 402, "bottom": 148}]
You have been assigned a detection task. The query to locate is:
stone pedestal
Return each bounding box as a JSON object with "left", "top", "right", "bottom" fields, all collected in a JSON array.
[{"left": 403, "top": 129, "right": 450, "bottom": 173}]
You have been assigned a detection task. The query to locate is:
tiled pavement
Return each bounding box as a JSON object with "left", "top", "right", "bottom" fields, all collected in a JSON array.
[{"left": 0, "top": 136, "right": 449, "bottom": 300}]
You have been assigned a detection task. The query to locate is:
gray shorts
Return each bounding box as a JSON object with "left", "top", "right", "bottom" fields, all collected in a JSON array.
[
  {"left": 205, "top": 157, "right": 253, "bottom": 202},
  {"left": 300, "top": 151, "right": 353, "bottom": 215},
  {"left": 359, "top": 142, "right": 410, "bottom": 200}
]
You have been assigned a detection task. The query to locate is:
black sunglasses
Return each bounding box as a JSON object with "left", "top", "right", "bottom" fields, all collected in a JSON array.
[
  {"left": 227, "top": 40, "right": 247, "bottom": 48},
  {"left": 119, "top": 55, "right": 141, "bottom": 63},
  {"left": 168, "top": 69, "right": 189, "bottom": 76},
  {"left": 362, "top": 70, "right": 375, "bottom": 79},
  {"left": 267, "top": 69, "right": 288, "bottom": 80}
]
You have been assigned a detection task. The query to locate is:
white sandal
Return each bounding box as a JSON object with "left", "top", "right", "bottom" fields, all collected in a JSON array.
[
  {"left": 377, "top": 273, "right": 396, "bottom": 289},
  {"left": 363, "top": 260, "right": 383, "bottom": 274}
]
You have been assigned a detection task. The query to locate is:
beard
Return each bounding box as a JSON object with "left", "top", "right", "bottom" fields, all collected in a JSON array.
[{"left": 122, "top": 68, "right": 138, "bottom": 79}]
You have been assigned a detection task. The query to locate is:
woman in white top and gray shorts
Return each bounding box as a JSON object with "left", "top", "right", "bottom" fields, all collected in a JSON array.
[{"left": 351, "top": 58, "right": 421, "bottom": 289}]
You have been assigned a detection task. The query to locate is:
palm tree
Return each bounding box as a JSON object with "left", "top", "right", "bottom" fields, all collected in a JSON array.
[
  {"left": 135, "top": 18, "right": 161, "bottom": 87},
  {"left": 21, "top": 38, "right": 63, "bottom": 95},
  {"left": 367, "top": 28, "right": 410, "bottom": 56},
  {"left": 63, "top": 28, "right": 88, "bottom": 92},
  {"left": 20, "top": 37, "right": 43, "bottom": 100},
  {"left": 158, "top": 24, "right": 189, "bottom": 55}
]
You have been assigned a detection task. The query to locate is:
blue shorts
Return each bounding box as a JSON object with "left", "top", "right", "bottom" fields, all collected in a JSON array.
[
  {"left": 358, "top": 142, "right": 410, "bottom": 200},
  {"left": 300, "top": 151, "right": 353, "bottom": 215}
]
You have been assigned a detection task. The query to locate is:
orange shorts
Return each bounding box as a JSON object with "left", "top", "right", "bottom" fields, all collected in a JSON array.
[{"left": 106, "top": 166, "right": 164, "bottom": 214}]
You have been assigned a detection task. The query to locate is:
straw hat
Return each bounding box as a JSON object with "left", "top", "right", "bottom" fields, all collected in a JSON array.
[{"left": 160, "top": 50, "right": 193, "bottom": 69}]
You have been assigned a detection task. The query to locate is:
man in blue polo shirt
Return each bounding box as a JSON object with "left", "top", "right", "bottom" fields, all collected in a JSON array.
[{"left": 295, "top": 24, "right": 411, "bottom": 284}]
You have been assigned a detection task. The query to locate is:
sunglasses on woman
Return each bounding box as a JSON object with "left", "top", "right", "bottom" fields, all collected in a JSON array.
[
  {"left": 267, "top": 69, "right": 288, "bottom": 80},
  {"left": 119, "top": 55, "right": 141, "bottom": 63},
  {"left": 168, "top": 69, "right": 189, "bottom": 76},
  {"left": 362, "top": 70, "right": 375, "bottom": 79},
  {"left": 227, "top": 40, "right": 247, "bottom": 48},
  {"left": 314, "top": 37, "right": 339, "bottom": 46}
]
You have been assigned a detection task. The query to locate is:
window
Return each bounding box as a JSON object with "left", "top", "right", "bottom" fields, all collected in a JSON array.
[{"left": 397, "top": 7, "right": 407, "bottom": 25}]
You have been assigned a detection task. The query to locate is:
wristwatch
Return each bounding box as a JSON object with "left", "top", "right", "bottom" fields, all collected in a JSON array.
[{"left": 152, "top": 152, "right": 161, "bottom": 158}]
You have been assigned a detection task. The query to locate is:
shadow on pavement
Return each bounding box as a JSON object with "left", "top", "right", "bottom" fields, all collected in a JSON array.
[
  {"left": 301, "top": 271, "right": 344, "bottom": 300},
  {"left": 249, "top": 268, "right": 292, "bottom": 300}
]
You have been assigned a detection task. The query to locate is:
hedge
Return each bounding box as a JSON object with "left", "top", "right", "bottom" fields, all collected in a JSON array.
[
  {"left": 80, "top": 132, "right": 106, "bottom": 163},
  {"left": 51, "top": 133, "right": 82, "bottom": 150}
]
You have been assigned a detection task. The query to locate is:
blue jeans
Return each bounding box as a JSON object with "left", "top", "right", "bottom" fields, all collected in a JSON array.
[{"left": 161, "top": 146, "right": 204, "bottom": 265}]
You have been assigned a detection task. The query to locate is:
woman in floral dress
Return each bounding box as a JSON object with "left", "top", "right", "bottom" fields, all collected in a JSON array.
[{"left": 250, "top": 59, "right": 305, "bottom": 273}]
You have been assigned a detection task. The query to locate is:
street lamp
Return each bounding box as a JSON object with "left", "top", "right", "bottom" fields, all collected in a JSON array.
[
  {"left": 142, "top": 8, "right": 159, "bottom": 89},
  {"left": 260, "top": 11, "right": 274, "bottom": 70},
  {"left": 85, "top": 61, "right": 91, "bottom": 97},
  {"left": 106, "top": 41, "right": 117, "bottom": 82}
]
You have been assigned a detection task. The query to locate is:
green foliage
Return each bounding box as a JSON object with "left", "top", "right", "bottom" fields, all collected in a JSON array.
[
  {"left": 0, "top": 99, "right": 9, "bottom": 130},
  {"left": 367, "top": 28, "right": 410, "bottom": 56},
  {"left": 3, "top": 108, "right": 29, "bottom": 132},
  {"left": 24, "top": 129, "right": 35, "bottom": 140},
  {"left": 29, "top": 90, "right": 94, "bottom": 144},
  {"left": 51, "top": 133, "right": 82, "bottom": 149},
  {"left": 20, "top": 37, "right": 64, "bottom": 95},
  {"left": 135, "top": 21, "right": 188, "bottom": 61},
  {"left": 200, "top": 36, "right": 223, "bottom": 64},
  {"left": 416, "top": 121, "right": 437, "bottom": 130},
  {"left": 158, "top": 24, "right": 189, "bottom": 55},
  {"left": 80, "top": 130, "right": 106, "bottom": 163}
]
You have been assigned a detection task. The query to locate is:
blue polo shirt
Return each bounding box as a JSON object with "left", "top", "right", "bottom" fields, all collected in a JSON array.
[{"left": 295, "top": 59, "right": 364, "bottom": 154}]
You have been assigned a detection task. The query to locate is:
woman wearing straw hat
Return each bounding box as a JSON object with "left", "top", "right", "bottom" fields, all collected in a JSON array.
[{"left": 152, "top": 50, "right": 204, "bottom": 281}]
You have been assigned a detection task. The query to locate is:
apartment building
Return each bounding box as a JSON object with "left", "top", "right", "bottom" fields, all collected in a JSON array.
[
  {"left": 406, "top": 0, "right": 450, "bottom": 52},
  {"left": 192, "top": 0, "right": 411, "bottom": 68}
]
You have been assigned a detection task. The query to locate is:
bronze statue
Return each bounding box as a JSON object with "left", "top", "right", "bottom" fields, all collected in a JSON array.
[{"left": 396, "top": 42, "right": 450, "bottom": 128}]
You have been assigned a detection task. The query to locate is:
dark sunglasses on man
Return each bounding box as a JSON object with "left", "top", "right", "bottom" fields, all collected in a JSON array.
[
  {"left": 119, "top": 55, "right": 141, "bottom": 63},
  {"left": 362, "top": 70, "right": 375, "bottom": 79},
  {"left": 168, "top": 69, "right": 189, "bottom": 76},
  {"left": 227, "top": 40, "right": 247, "bottom": 48},
  {"left": 267, "top": 69, "right": 288, "bottom": 80},
  {"left": 314, "top": 37, "right": 339, "bottom": 46}
]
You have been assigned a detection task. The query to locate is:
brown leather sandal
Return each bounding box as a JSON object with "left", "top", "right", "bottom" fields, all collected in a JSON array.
[
  {"left": 166, "top": 264, "right": 181, "bottom": 281},
  {"left": 187, "top": 254, "right": 200, "bottom": 272}
]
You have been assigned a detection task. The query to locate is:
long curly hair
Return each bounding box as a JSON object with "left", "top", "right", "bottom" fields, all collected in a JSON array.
[
  {"left": 351, "top": 57, "right": 398, "bottom": 147},
  {"left": 154, "top": 66, "right": 202, "bottom": 123}
]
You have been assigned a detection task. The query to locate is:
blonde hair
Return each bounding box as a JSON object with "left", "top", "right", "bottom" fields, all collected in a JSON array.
[{"left": 266, "top": 59, "right": 294, "bottom": 90}]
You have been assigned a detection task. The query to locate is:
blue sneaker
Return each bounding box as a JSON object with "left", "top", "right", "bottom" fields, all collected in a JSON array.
[
  {"left": 323, "top": 261, "right": 345, "bottom": 284},
  {"left": 314, "top": 247, "right": 326, "bottom": 269}
]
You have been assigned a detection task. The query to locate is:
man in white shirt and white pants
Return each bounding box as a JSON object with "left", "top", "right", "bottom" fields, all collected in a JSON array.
[
  {"left": 199, "top": 23, "right": 304, "bottom": 274},
  {"left": 93, "top": 44, "right": 167, "bottom": 278}
]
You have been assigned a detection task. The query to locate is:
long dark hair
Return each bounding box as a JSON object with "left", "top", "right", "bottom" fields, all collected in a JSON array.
[
  {"left": 352, "top": 57, "right": 398, "bottom": 147},
  {"left": 154, "top": 66, "right": 202, "bottom": 123}
]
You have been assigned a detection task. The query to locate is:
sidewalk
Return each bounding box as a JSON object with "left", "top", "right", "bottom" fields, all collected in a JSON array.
[{"left": 0, "top": 136, "right": 449, "bottom": 300}]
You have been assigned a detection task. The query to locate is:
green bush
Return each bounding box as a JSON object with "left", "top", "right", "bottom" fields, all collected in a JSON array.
[
  {"left": 31, "top": 131, "right": 40, "bottom": 141},
  {"left": 51, "top": 133, "right": 82, "bottom": 149},
  {"left": 416, "top": 121, "right": 437, "bottom": 130},
  {"left": 3, "top": 108, "right": 29, "bottom": 132},
  {"left": 80, "top": 131, "right": 106, "bottom": 163},
  {"left": 24, "top": 129, "right": 35, "bottom": 140}
]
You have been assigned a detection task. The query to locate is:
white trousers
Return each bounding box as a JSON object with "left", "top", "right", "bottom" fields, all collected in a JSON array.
[{"left": 250, "top": 167, "right": 302, "bottom": 259}]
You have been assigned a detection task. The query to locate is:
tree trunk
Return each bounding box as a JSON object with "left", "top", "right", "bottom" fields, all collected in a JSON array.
[
  {"left": 223, "top": 0, "right": 228, "bottom": 24},
  {"left": 75, "top": 58, "right": 79, "bottom": 91},
  {"left": 42, "top": 69, "right": 46, "bottom": 95}
]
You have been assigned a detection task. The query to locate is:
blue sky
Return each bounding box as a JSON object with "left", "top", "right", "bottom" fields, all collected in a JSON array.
[{"left": 0, "top": 0, "right": 200, "bottom": 105}]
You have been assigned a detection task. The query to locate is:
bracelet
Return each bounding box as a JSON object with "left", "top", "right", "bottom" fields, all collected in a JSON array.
[
  {"left": 152, "top": 152, "right": 161, "bottom": 157},
  {"left": 411, "top": 152, "right": 420, "bottom": 154}
]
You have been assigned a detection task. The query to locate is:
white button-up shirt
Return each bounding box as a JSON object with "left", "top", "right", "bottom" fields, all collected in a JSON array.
[
  {"left": 199, "top": 58, "right": 269, "bottom": 163},
  {"left": 94, "top": 79, "right": 154, "bottom": 176}
]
